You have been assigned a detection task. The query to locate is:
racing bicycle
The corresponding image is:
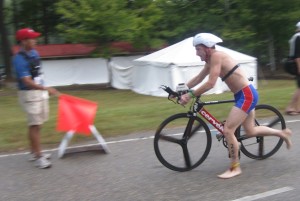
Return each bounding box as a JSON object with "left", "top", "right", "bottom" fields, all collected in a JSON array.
[{"left": 154, "top": 82, "right": 285, "bottom": 172}]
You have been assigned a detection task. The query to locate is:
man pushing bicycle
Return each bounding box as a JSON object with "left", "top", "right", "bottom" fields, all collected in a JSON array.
[{"left": 179, "top": 33, "right": 292, "bottom": 179}]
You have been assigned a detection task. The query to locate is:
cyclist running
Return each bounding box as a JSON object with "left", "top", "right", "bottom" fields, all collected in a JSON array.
[{"left": 180, "top": 33, "right": 292, "bottom": 179}]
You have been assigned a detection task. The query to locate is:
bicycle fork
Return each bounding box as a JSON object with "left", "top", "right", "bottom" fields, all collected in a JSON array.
[{"left": 180, "top": 114, "right": 197, "bottom": 168}]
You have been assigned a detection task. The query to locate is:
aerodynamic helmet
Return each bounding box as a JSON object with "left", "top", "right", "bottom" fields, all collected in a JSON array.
[{"left": 193, "top": 33, "right": 223, "bottom": 47}]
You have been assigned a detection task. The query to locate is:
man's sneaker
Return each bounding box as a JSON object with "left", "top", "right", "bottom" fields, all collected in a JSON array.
[
  {"left": 28, "top": 153, "right": 51, "bottom": 161},
  {"left": 34, "top": 157, "right": 52, "bottom": 169}
]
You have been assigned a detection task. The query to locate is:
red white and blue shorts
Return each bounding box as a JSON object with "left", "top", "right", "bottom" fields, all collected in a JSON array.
[{"left": 234, "top": 84, "right": 258, "bottom": 114}]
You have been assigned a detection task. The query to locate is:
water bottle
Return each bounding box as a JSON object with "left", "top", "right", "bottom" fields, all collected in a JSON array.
[{"left": 176, "top": 83, "right": 189, "bottom": 96}]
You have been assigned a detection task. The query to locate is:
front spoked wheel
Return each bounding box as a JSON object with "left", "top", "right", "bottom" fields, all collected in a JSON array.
[
  {"left": 236, "top": 104, "right": 285, "bottom": 159},
  {"left": 154, "top": 113, "right": 212, "bottom": 172}
]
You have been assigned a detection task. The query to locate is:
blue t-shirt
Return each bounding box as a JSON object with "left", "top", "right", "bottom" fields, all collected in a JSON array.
[{"left": 13, "top": 49, "right": 44, "bottom": 90}]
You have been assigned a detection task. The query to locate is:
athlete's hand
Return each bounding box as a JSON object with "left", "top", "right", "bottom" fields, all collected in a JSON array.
[{"left": 179, "top": 93, "right": 191, "bottom": 105}]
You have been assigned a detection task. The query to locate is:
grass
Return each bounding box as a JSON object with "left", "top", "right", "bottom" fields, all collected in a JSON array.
[{"left": 0, "top": 79, "right": 296, "bottom": 152}]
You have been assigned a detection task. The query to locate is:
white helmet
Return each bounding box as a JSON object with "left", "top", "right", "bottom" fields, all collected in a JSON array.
[{"left": 193, "top": 33, "right": 223, "bottom": 47}]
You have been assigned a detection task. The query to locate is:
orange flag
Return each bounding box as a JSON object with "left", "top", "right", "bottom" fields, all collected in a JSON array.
[{"left": 56, "top": 94, "right": 98, "bottom": 135}]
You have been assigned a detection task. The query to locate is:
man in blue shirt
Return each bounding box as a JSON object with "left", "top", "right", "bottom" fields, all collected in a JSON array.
[{"left": 13, "top": 28, "right": 60, "bottom": 169}]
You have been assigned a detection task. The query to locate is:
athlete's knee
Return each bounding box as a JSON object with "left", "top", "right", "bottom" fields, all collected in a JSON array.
[{"left": 223, "top": 126, "right": 235, "bottom": 138}]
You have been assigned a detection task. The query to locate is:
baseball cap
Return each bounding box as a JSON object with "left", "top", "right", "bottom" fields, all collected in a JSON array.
[{"left": 16, "top": 28, "right": 41, "bottom": 41}]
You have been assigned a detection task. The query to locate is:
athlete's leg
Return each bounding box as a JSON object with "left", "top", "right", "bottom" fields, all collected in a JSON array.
[
  {"left": 217, "top": 106, "right": 247, "bottom": 179},
  {"left": 242, "top": 110, "right": 292, "bottom": 149}
]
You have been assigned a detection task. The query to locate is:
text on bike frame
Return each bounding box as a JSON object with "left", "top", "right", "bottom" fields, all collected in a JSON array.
[{"left": 199, "top": 108, "right": 224, "bottom": 133}]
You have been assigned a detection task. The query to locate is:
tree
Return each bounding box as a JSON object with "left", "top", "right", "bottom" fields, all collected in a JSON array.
[
  {"left": 0, "top": 0, "right": 12, "bottom": 78},
  {"left": 1, "top": 0, "right": 62, "bottom": 79},
  {"left": 55, "top": 0, "right": 165, "bottom": 52},
  {"left": 13, "top": 0, "right": 60, "bottom": 44},
  {"left": 56, "top": 0, "right": 137, "bottom": 43},
  {"left": 155, "top": 0, "right": 300, "bottom": 70},
  {"left": 126, "top": 0, "right": 165, "bottom": 50},
  {"left": 3, "top": 0, "right": 299, "bottom": 72},
  {"left": 232, "top": 0, "right": 300, "bottom": 70}
]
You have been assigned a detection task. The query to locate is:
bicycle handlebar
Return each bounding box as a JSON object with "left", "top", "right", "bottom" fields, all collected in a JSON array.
[
  {"left": 160, "top": 77, "right": 254, "bottom": 104},
  {"left": 160, "top": 85, "right": 179, "bottom": 97},
  {"left": 160, "top": 85, "right": 181, "bottom": 104},
  {"left": 160, "top": 85, "right": 197, "bottom": 105}
]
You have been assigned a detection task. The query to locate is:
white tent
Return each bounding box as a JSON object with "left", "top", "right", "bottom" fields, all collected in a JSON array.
[
  {"left": 132, "top": 37, "right": 257, "bottom": 97},
  {"left": 43, "top": 58, "right": 109, "bottom": 87},
  {"left": 109, "top": 55, "right": 142, "bottom": 89},
  {"left": 43, "top": 56, "right": 141, "bottom": 88}
]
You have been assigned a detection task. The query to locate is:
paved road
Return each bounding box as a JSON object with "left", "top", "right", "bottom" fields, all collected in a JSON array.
[{"left": 0, "top": 116, "right": 299, "bottom": 201}]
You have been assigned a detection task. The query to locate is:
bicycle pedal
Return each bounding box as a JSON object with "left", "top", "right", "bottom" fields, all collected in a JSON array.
[{"left": 216, "top": 133, "right": 223, "bottom": 141}]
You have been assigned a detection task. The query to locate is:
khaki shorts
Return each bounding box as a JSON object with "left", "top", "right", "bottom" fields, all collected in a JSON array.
[{"left": 18, "top": 90, "right": 49, "bottom": 126}]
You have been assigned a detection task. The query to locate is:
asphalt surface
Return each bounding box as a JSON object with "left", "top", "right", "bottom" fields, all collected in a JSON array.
[{"left": 0, "top": 115, "right": 299, "bottom": 201}]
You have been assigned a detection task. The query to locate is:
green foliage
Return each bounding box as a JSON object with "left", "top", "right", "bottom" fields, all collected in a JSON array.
[
  {"left": 129, "top": 1, "right": 164, "bottom": 49},
  {"left": 234, "top": 0, "right": 300, "bottom": 59},
  {"left": 3, "top": 0, "right": 300, "bottom": 64},
  {"left": 55, "top": 0, "right": 165, "bottom": 50},
  {"left": 56, "top": 0, "right": 134, "bottom": 43},
  {"left": 12, "top": 0, "right": 60, "bottom": 43}
]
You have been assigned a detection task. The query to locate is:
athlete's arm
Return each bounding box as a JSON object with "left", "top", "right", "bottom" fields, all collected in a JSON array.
[
  {"left": 192, "top": 53, "right": 221, "bottom": 96},
  {"left": 186, "top": 64, "right": 209, "bottom": 89}
]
